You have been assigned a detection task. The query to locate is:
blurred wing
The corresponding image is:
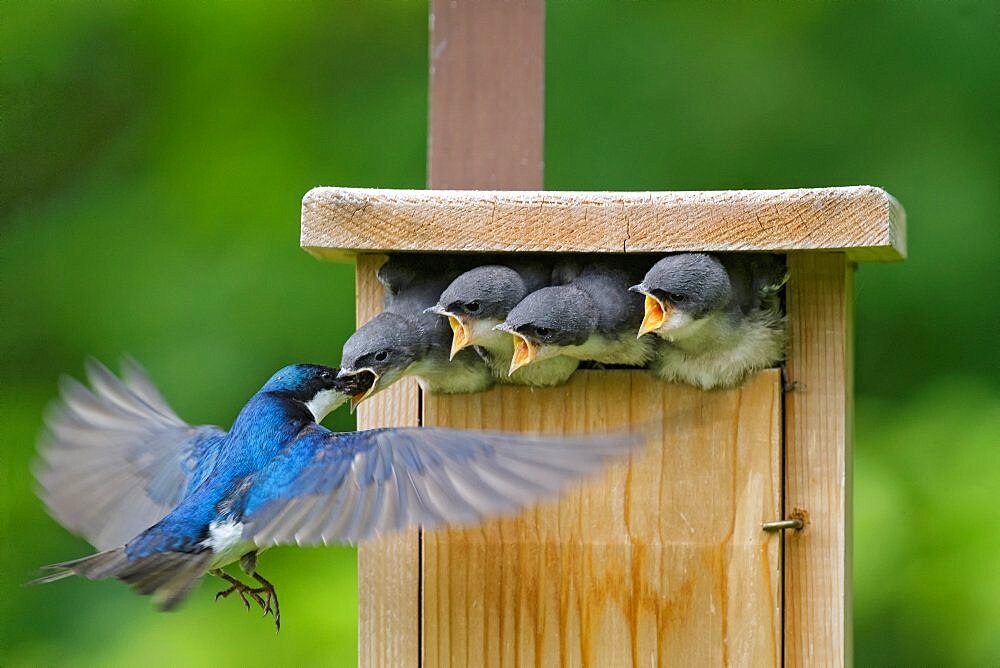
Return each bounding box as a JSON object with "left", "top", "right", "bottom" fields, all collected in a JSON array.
[
  {"left": 36, "top": 358, "right": 225, "bottom": 550},
  {"left": 245, "top": 426, "right": 640, "bottom": 547}
]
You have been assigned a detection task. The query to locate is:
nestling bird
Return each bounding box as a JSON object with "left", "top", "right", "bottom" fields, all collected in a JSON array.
[
  {"left": 33, "top": 359, "right": 635, "bottom": 629},
  {"left": 339, "top": 254, "right": 494, "bottom": 404},
  {"left": 631, "top": 253, "right": 787, "bottom": 389},
  {"left": 497, "top": 261, "right": 655, "bottom": 375},
  {"left": 339, "top": 310, "right": 494, "bottom": 403},
  {"left": 375, "top": 252, "right": 472, "bottom": 313},
  {"left": 424, "top": 263, "right": 579, "bottom": 386}
]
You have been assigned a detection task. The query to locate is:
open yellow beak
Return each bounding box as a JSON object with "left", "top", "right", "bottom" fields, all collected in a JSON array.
[
  {"left": 508, "top": 334, "right": 538, "bottom": 375},
  {"left": 448, "top": 315, "right": 470, "bottom": 360},
  {"left": 349, "top": 372, "right": 380, "bottom": 413},
  {"left": 638, "top": 294, "right": 671, "bottom": 337}
]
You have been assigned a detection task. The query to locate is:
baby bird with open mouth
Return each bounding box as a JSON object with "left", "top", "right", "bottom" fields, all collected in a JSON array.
[
  {"left": 338, "top": 254, "right": 494, "bottom": 407},
  {"left": 425, "top": 263, "right": 579, "bottom": 386},
  {"left": 631, "top": 253, "right": 787, "bottom": 389},
  {"left": 496, "top": 261, "right": 655, "bottom": 377}
]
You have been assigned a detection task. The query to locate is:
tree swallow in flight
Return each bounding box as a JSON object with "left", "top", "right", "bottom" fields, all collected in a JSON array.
[
  {"left": 631, "top": 253, "right": 787, "bottom": 389},
  {"left": 33, "top": 359, "right": 635, "bottom": 629}
]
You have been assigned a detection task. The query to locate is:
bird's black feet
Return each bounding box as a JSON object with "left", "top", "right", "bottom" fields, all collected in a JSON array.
[
  {"left": 211, "top": 568, "right": 281, "bottom": 631},
  {"left": 213, "top": 570, "right": 266, "bottom": 610},
  {"left": 251, "top": 571, "right": 280, "bottom": 631}
]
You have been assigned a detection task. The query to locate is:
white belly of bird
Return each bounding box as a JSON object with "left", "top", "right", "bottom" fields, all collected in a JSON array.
[{"left": 202, "top": 519, "right": 256, "bottom": 569}]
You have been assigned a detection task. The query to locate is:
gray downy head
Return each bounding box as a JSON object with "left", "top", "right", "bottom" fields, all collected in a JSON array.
[
  {"left": 339, "top": 311, "right": 429, "bottom": 401},
  {"left": 425, "top": 265, "right": 533, "bottom": 360},
  {"left": 638, "top": 253, "right": 733, "bottom": 320},
  {"left": 376, "top": 253, "right": 457, "bottom": 296},
  {"left": 502, "top": 285, "right": 599, "bottom": 348},
  {"left": 376, "top": 259, "right": 419, "bottom": 297},
  {"left": 437, "top": 265, "right": 529, "bottom": 322},
  {"left": 497, "top": 285, "right": 600, "bottom": 375}
]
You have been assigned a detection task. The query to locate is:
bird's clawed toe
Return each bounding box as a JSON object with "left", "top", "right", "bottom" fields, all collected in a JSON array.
[
  {"left": 215, "top": 582, "right": 264, "bottom": 610},
  {"left": 252, "top": 572, "right": 281, "bottom": 631},
  {"left": 213, "top": 570, "right": 279, "bottom": 630}
]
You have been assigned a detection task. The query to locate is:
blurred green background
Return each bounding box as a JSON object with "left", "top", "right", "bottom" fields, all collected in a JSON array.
[{"left": 2, "top": 2, "right": 997, "bottom": 665}]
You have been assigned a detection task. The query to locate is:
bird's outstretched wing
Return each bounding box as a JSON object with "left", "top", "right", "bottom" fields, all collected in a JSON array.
[
  {"left": 244, "top": 426, "right": 640, "bottom": 546},
  {"left": 36, "top": 358, "right": 225, "bottom": 550}
]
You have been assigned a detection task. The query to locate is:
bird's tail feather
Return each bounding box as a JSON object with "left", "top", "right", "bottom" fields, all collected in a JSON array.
[
  {"left": 30, "top": 547, "right": 213, "bottom": 611},
  {"left": 29, "top": 547, "right": 131, "bottom": 584}
]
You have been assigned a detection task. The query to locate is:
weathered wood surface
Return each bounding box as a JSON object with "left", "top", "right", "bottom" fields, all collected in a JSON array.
[
  {"left": 302, "top": 186, "right": 906, "bottom": 262},
  {"left": 422, "top": 370, "right": 783, "bottom": 666},
  {"left": 784, "top": 253, "right": 854, "bottom": 667},
  {"left": 355, "top": 254, "right": 422, "bottom": 667},
  {"left": 359, "top": 1, "right": 547, "bottom": 664},
  {"left": 428, "top": 0, "right": 544, "bottom": 189}
]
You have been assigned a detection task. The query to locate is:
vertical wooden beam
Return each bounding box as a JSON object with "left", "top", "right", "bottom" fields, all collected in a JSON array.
[
  {"left": 360, "top": 4, "right": 545, "bottom": 665},
  {"left": 428, "top": 0, "right": 545, "bottom": 189},
  {"left": 356, "top": 254, "right": 422, "bottom": 667},
  {"left": 424, "top": 3, "right": 545, "bottom": 665},
  {"left": 784, "top": 252, "right": 854, "bottom": 667}
]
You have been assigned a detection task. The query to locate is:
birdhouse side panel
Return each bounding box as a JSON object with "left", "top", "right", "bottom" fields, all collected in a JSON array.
[
  {"left": 783, "top": 252, "right": 853, "bottom": 667},
  {"left": 355, "top": 254, "right": 422, "bottom": 667}
]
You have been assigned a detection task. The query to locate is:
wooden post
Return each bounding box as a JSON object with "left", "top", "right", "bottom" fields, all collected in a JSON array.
[
  {"left": 428, "top": 0, "right": 544, "bottom": 190},
  {"left": 359, "top": 2, "right": 544, "bottom": 665}
]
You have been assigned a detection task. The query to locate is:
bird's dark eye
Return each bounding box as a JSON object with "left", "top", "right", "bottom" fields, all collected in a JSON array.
[
  {"left": 466, "top": 300, "right": 481, "bottom": 313},
  {"left": 374, "top": 350, "right": 389, "bottom": 362},
  {"left": 534, "top": 326, "right": 551, "bottom": 336},
  {"left": 320, "top": 370, "right": 333, "bottom": 381},
  {"left": 665, "top": 292, "right": 686, "bottom": 304}
]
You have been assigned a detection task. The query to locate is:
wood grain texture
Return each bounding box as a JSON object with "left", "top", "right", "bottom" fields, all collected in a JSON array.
[
  {"left": 355, "top": 254, "right": 423, "bottom": 668},
  {"left": 783, "top": 253, "right": 854, "bottom": 667},
  {"left": 429, "top": 0, "right": 544, "bottom": 189},
  {"left": 301, "top": 186, "right": 906, "bottom": 262},
  {"left": 422, "top": 370, "right": 783, "bottom": 666},
  {"left": 358, "top": 4, "right": 547, "bottom": 666}
]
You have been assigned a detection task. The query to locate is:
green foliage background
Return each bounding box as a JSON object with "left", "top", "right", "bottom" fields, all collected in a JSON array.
[{"left": 2, "top": 2, "right": 997, "bottom": 665}]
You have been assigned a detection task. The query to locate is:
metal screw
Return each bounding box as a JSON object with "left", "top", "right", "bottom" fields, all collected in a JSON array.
[{"left": 761, "top": 519, "right": 804, "bottom": 532}]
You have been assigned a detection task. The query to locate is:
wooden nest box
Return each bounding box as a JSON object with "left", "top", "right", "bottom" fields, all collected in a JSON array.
[{"left": 299, "top": 4, "right": 905, "bottom": 666}]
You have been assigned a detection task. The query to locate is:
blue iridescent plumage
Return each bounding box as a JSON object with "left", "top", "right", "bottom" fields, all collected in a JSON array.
[{"left": 33, "top": 359, "right": 637, "bottom": 628}]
